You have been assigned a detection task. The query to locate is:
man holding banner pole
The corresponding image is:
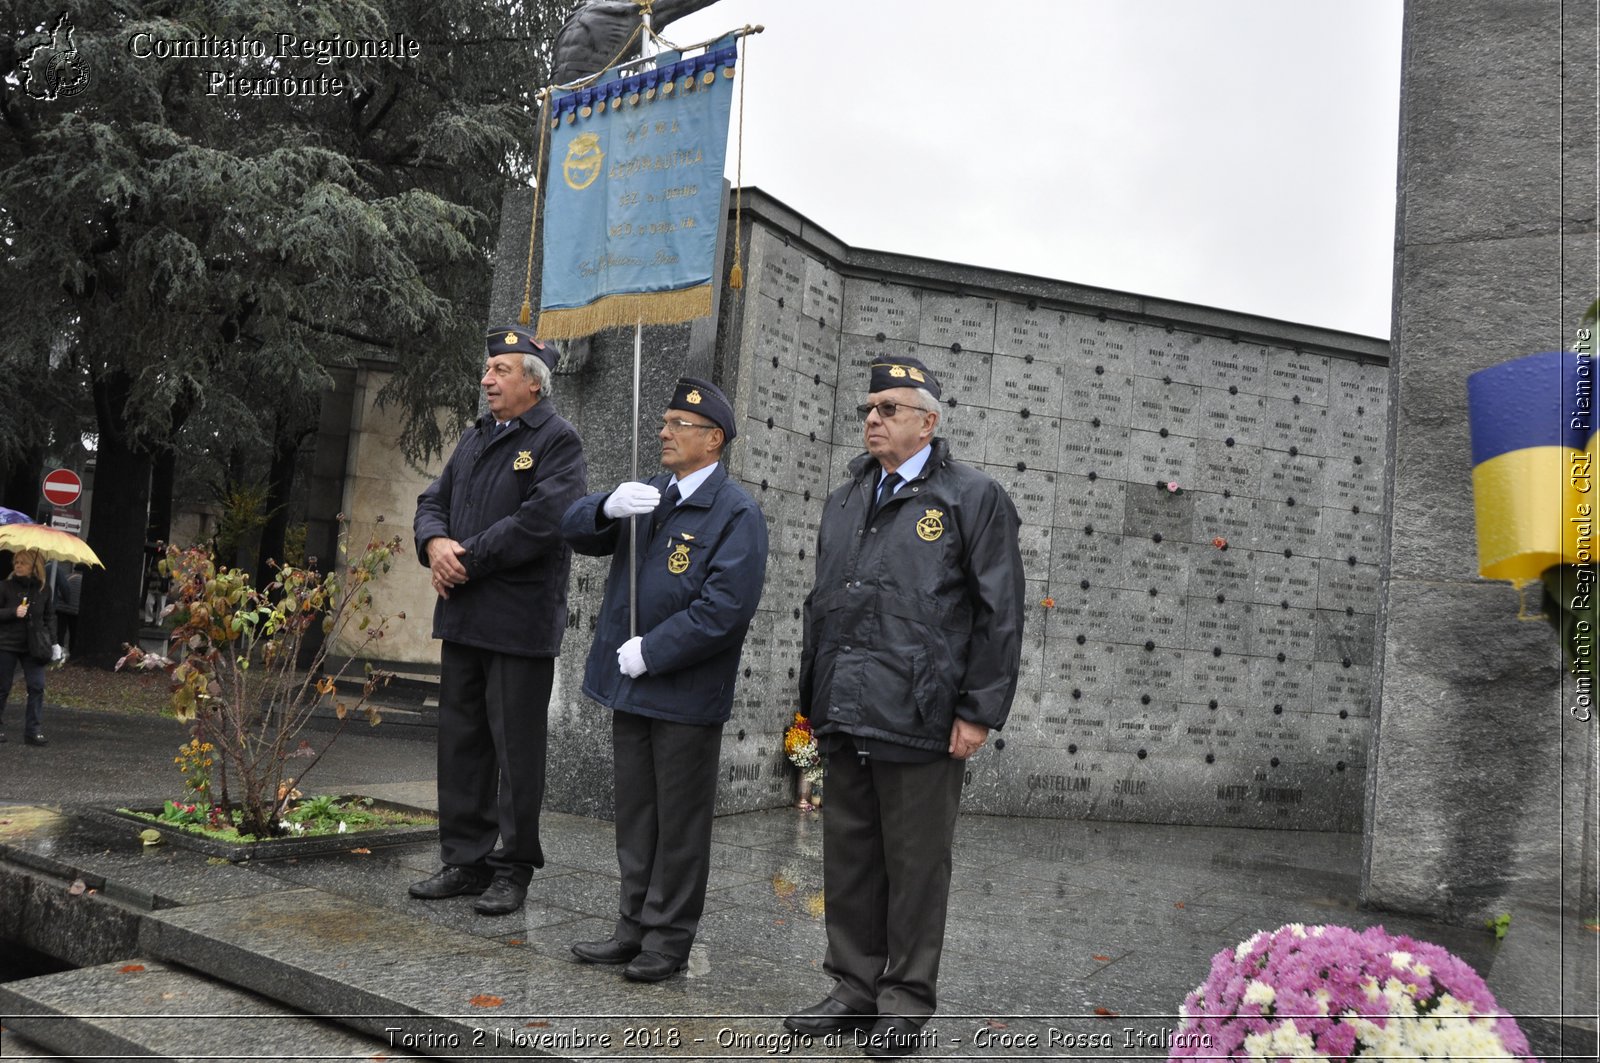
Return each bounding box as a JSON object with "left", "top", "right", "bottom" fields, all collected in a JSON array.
[
  {"left": 525, "top": 16, "right": 763, "bottom": 980},
  {"left": 561, "top": 377, "right": 768, "bottom": 982}
]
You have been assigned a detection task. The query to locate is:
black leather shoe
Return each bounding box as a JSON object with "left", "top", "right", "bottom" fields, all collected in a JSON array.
[
  {"left": 862, "top": 1016, "right": 925, "bottom": 1058},
  {"left": 783, "top": 996, "right": 877, "bottom": 1035},
  {"left": 571, "top": 938, "right": 641, "bottom": 965},
  {"left": 408, "top": 866, "right": 491, "bottom": 900},
  {"left": 622, "top": 950, "right": 687, "bottom": 982},
  {"left": 23, "top": 733, "right": 46, "bottom": 747},
  {"left": 472, "top": 877, "right": 527, "bottom": 916}
]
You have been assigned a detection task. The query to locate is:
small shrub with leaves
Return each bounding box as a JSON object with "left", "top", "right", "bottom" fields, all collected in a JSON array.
[{"left": 120, "top": 525, "right": 404, "bottom": 839}]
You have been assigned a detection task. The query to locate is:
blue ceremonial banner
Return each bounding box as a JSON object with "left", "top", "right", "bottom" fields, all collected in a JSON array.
[{"left": 536, "top": 35, "right": 738, "bottom": 340}]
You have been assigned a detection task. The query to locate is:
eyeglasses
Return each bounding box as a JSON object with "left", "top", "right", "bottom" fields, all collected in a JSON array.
[
  {"left": 856, "top": 401, "right": 926, "bottom": 421},
  {"left": 660, "top": 417, "right": 718, "bottom": 434}
]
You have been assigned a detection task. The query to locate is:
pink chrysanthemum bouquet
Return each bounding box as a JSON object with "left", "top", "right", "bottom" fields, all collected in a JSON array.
[{"left": 1171, "top": 923, "right": 1540, "bottom": 1062}]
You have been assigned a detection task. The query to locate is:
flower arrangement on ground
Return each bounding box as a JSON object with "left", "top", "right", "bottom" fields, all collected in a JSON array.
[
  {"left": 118, "top": 527, "right": 404, "bottom": 840},
  {"left": 784, "top": 711, "right": 823, "bottom": 809},
  {"left": 1170, "top": 923, "right": 1540, "bottom": 1062}
]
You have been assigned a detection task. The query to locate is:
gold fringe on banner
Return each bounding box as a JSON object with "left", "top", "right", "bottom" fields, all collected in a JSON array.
[{"left": 536, "top": 286, "right": 713, "bottom": 340}]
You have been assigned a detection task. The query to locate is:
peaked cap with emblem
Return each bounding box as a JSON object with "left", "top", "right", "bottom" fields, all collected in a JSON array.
[
  {"left": 669, "top": 376, "right": 736, "bottom": 442},
  {"left": 486, "top": 326, "right": 559, "bottom": 373},
  {"left": 869, "top": 356, "right": 941, "bottom": 399}
]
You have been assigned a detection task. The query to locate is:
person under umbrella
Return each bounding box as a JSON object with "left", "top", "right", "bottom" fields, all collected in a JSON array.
[{"left": 0, "top": 547, "right": 57, "bottom": 745}]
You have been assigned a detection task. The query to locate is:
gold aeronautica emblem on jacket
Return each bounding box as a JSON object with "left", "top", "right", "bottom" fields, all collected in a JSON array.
[
  {"left": 667, "top": 542, "right": 691, "bottom": 574},
  {"left": 513, "top": 450, "right": 533, "bottom": 471},
  {"left": 916, "top": 508, "right": 945, "bottom": 542}
]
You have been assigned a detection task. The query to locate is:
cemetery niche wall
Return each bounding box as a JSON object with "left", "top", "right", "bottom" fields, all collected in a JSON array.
[
  {"left": 712, "top": 193, "right": 1389, "bottom": 831},
  {"left": 482, "top": 188, "right": 1390, "bottom": 829}
]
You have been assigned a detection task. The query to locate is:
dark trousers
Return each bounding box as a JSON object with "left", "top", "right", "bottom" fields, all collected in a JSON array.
[
  {"left": 611, "top": 711, "right": 724, "bottom": 960},
  {"left": 820, "top": 749, "right": 965, "bottom": 1021},
  {"left": 435, "top": 642, "right": 553, "bottom": 885},
  {"left": 0, "top": 649, "right": 47, "bottom": 735}
]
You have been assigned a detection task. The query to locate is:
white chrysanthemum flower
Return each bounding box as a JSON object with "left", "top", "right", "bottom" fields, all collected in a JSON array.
[
  {"left": 1389, "top": 950, "right": 1413, "bottom": 967},
  {"left": 1235, "top": 931, "right": 1265, "bottom": 960},
  {"left": 1286, "top": 923, "right": 1308, "bottom": 938},
  {"left": 1312, "top": 988, "right": 1332, "bottom": 1016},
  {"left": 1243, "top": 980, "right": 1276, "bottom": 1007},
  {"left": 1379, "top": 977, "right": 1414, "bottom": 1006},
  {"left": 1311, "top": 925, "right": 1327, "bottom": 936},
  {"left": 1356, "top": 1017, "right": 1404, "bottom": 1058},
  {"left": 1412, "top": 961, "right": 1431, "bottom": 978},
  {"left": 1246, "top": 1020, "right": 1325, "bottom": 1062}
]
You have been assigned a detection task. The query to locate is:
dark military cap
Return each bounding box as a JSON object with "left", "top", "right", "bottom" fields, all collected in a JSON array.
[
  {"left": 869, "top": 357, "right": 941, "bottom": 399},
  {"left": 486, "top": 326, "right": 559, "bottom": 373},
  {"left": 669, "top": 377, "right": 737, "bottom": 442}
]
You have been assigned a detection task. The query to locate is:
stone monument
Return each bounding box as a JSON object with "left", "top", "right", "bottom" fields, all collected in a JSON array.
[{"left": 1364, "top": 0, "right": 1597, "bottom": 1027}]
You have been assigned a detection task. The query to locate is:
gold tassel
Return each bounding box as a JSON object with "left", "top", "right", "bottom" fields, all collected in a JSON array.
[
  {"left": 519, "top": 299, "right": 532, "bottom": 326},
  {"left": 728, "top": 263, "right": 743, "bottom": 289}
]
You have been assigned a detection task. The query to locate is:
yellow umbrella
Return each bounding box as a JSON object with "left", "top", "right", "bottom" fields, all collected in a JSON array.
[{"left": 0, "top": 523, "right": 104, "bottom": 567}]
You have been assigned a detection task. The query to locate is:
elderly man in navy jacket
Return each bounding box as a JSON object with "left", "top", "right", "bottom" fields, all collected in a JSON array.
[
  {"left": 562, "top": 377, "right": 768, "bottom": 982},
  {"left": 411, "top": 327, "right": 587, "bottom": 916},
  {"left": 787, "top": 357, "right": 1024, "bottom": 1058}
]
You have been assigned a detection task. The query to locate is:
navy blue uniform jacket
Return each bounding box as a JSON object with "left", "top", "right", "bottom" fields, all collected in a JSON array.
[
  {"left": 562, "top": 464, "right": 768, "bottom": 725},
  {"left": 414, "top": 400, "right": 587, "bottom": 658},
  {"left": 799, "top": 438, "right": 1024, "bottom": 752}
]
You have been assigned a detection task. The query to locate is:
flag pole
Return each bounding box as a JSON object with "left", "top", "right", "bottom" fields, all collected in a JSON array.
[
  {"left": 629, "top": 318, "right": 642, "bottom": 638},
  {"left": 628, "top": 5, "right": 660, "bottom": 643}
]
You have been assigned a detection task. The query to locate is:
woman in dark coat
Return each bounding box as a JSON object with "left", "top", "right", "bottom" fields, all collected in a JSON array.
[{"left": 0, "top": 548, "right": 56, "bottom": 745}]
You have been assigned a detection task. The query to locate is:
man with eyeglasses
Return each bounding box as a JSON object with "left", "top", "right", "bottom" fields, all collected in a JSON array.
[
  {"left": 561, "top": 376, "right": 769, "bottom": 983},
  {"left": 412, "top": 326, "right": 588, "bottom": 917},
  {"left": 787, "top": 357, "right": 1024, "bottom": 1057}
]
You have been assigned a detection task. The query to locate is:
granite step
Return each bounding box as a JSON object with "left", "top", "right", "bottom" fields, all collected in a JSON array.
[
  {"left": 0, "top": 959, "right": 422, "bottom": 1061},
  {"left": 137, "top": 887, "right": 815, "bottom": 1061}
]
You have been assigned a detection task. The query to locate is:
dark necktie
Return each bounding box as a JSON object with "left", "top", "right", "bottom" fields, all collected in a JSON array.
[
  {"left": 870, "top": 472, "right": 902, "bottom": 520},
  {"left": 652, "top": 482, "right": 681, "bottom": 532}
]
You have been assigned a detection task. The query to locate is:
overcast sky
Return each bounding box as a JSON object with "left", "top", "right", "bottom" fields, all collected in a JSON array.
[{"left": 664, "top": 1, "right": 1405, "bottom": 339}]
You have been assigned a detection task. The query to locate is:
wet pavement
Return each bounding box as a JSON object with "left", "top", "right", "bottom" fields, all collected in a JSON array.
[{"left": 0, "top": 705, "right": 1594, "bottom": 1061}]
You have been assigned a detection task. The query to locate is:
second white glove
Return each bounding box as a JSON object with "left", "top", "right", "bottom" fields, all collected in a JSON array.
[
  {"left": 618, "top": 636, "right": 648, "bottom": 678},
  {"left": 603, "top": 481, "right": 662, "bottom": 519}
]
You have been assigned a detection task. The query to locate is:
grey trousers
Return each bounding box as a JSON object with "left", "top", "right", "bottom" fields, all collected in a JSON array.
[
  {"left": 611, "top": 711, "right": 724, "bottom": 959},
  {"left": 820, "top": 749, "right": 965, "bottom": 1021}
]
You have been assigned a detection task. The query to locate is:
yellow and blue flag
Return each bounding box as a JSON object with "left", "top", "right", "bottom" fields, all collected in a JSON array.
[
  {"left": 1468, "top": 350, "right": 1598, "bottom": 581},
  {"left": 537, "top": 35, "right": 738, "bottom": 341}
]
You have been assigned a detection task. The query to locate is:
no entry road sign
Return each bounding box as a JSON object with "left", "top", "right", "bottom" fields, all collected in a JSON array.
[{"left": 42, "top": 468, "right": 82, "bottom": 507}]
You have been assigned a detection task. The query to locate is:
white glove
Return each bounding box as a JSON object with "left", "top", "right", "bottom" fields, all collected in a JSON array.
[
  {"left": 617, "top": 636, "right": 647, "bottom": 678},
  {"left": 603, "top": 481, "right": 661, "bottom": 519},
  {"left": 50, "top": 643, "right": 64, "bottom": 663}
]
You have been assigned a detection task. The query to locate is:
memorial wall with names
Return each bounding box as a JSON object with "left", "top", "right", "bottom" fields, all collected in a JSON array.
[{"left": 711, "top": 197, "right": 1390, "bottom": 831}]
